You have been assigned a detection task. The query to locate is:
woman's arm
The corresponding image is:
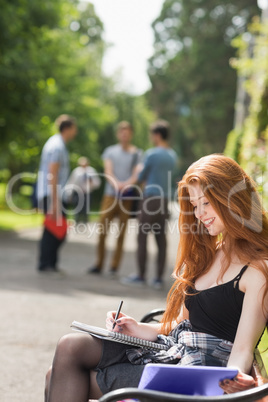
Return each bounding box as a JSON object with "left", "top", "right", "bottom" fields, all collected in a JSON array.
[
  {"left": 221, "top": 264, "right": 268, "bottom": 393},
  {"left": 106, "top": 311, "right": 161, "bottom": 341},
  {"left": 228, "top": 266, "right": 267, "bottom": 372},
  {"left": 106, "top": 305, "right": 190, "bottom": 341}
]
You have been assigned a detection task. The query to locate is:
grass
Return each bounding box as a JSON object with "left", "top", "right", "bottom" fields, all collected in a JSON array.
[
  {"left": 0, "top": 209, "right": 43, "bottom": 231},
  {"left": 0, "top": 182, "right": 6, "bottom": 205}
]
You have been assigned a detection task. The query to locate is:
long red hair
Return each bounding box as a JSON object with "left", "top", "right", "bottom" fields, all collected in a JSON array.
[{"left": 162, "top": 154, "right": 268, "bottom": 334}]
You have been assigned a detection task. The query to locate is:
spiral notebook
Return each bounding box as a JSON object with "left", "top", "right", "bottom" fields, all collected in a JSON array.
[{"left": 71, "top": 321, "right": 168, "bottom": 351}]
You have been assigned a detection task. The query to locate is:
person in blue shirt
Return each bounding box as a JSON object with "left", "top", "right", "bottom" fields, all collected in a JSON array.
[
  {"left": 122, "top": 120, "right": 177, "bottom": 289},
  {"left": 37, "top": 115, "right": 77, "bottom": 273}
]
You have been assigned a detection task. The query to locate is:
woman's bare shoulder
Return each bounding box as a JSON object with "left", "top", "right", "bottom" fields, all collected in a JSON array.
[{"left": 242, "top": 260, "right": 268, "bottom": 292}]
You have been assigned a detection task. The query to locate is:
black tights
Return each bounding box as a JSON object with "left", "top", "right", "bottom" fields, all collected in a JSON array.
[{"left": 45, "top": 333, "right": 103, "bottom": 402}]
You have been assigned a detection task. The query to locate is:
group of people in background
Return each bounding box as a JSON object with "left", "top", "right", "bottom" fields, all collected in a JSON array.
[{"left": 36, "top": 115, "right": 177, "bottom": 289}]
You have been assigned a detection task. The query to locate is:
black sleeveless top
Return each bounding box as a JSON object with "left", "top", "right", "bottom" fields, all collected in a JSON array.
[{"left": 185, "top": 265, "right": 248, "bottom": 343}]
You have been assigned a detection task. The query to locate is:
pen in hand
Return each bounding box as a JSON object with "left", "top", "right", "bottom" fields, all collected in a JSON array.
[{"left": 112, "top": 300, "right": 123, "bottom": 330}]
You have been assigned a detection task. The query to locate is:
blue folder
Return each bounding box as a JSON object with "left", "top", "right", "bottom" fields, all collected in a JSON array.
[{"left": 138, "top": 364, "right": 238, "bottom": 396}]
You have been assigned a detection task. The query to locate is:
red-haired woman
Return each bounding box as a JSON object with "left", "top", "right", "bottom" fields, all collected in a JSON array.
[{"left": 46, "top": 154, "right": 268, "bottom": 402}]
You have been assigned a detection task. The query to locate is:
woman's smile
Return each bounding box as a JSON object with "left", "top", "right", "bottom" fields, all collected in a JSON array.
[{"left": 202, "top": 217, "right": 216, "bottom": 228}]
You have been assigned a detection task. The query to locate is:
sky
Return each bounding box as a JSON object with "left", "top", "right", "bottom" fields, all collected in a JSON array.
[{"left": 87, "top": 0, "right": 164, "bottom": 95}]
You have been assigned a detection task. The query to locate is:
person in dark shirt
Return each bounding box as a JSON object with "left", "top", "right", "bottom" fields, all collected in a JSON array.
[
  {"left": 122, "top": 120, "right": 177, "bottom": 289},
  {"left": 45, "top": 154, "right": 268, "bottom": 401}
]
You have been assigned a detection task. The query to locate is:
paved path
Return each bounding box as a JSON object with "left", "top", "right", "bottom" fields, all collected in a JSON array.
[{"left": 0, "top": 217, "right": 180, "bottom": 401}]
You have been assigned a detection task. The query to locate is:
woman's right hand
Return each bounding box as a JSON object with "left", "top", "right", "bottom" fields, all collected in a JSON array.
[
  {"left": 106, "top": 311, "right": 160, "bottom": 341},
  {"left": 106, "top": 311, "right": 140, "bottom": 336}
]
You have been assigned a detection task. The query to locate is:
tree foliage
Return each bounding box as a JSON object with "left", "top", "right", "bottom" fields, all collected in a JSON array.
[
  {"left": 147, "top": 0, "right": 260, "bottom": 173},
  {"left": 225, "top": 17, "right": 268, "bottom": 205},
  {"left": 0, "top": 0, "right": 153, "bottom": 178}
]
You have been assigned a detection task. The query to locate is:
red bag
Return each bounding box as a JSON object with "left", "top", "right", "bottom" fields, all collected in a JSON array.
[{"left": 44, "top": 215, "right": 68, "bottom": 240}]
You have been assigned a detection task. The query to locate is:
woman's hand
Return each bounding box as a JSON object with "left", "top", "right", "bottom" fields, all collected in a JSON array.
[
  {"left": 220, "top": 371, "right": 255, "bottom": 394},
  {"left": 106, "top": 311, "right": 160, "bottom": 340},
  {"left": 106, "top": 311, "right": 140, "bottom": 336}
]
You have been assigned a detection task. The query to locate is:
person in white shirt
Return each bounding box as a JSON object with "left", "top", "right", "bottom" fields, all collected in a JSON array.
[
  {"left": 88, "top": 121, "right": 142, "bottom": 277},
  {"left": 66, "top": 157, "right": 101, "bottom": 223},
  {"left": 37, "top": 114, "right": 77, "bottom": 273}
]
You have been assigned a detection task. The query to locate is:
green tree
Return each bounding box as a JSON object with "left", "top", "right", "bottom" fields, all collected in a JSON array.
[
  {"left": 0, "top": 0, "right": 155, "bottom": 182},
  {"left": 99, "top": 91, "right": 155, "bottom": 151},
  {"left": 0, "top": 0, "right": 63, "bottom": 148},
  {"left": 225, "top": 17, "right": 268, "bottom": 206},
  {"left": 0, "top": 0, "right": 114, "bottom": 175},
  {"left": 147, "top": 0, "right": 260, "bottom": 173}
]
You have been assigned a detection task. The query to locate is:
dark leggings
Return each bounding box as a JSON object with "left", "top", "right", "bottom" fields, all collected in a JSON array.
[{"left": 46, "top": 333, "right": 103, "bottom": 402}]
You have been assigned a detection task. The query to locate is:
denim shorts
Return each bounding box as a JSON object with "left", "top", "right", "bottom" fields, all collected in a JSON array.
[{"left": 95, "top": 339, "right": 145, "bottom": 394}]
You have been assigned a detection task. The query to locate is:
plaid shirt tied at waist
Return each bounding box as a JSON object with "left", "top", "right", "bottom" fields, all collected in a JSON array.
[{"left": 126, "top": 319, "right": 233, "bottom": 366}]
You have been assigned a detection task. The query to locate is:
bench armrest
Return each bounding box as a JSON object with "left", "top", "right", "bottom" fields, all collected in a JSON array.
[{"left": 99, "top": 383, "right": 268, "bottom": 402}]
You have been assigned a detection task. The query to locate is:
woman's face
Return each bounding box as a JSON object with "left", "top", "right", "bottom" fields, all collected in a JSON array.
[{"left": 188, "top": 183, "right": 225, "bottom": 236}]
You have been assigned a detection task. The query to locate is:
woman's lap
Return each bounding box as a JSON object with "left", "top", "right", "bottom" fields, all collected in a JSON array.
[
  {"left": 93, "top": 337, "right": 230, "bottom": 394},
  {"left": 95, "top": 339, "right": 145, "bottom": 394}
]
